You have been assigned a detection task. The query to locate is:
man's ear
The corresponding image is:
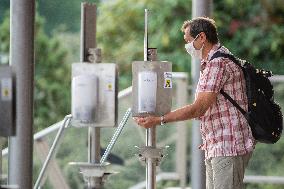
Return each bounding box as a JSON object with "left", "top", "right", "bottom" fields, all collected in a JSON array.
[{"left": 200, "top": 32, "right": 207, "bottom": 43}]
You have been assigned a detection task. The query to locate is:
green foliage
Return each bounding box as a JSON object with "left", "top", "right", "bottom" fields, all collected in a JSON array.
[
  {"left": 214, "top": 0, "right": 284, "bottom": 74},
  {"left": 34, "top": 17, "right": 71, "bottom": 131},
  {"left": 37, "top": 0, "right": 100, "bottom": 34},
  {"left": 0, "top": 1, "right": 9, "bottom": 23},
  {"left": 0, "top": 12, "right": 9, "bottom": 60},
  {"left": 0, "top": 13, "right": 70, "bottom": 132},
  {"left": 97, "top": 0, "right": 192, "bottom": 89}
]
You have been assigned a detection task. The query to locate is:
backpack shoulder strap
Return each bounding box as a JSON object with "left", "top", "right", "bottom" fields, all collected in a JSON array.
[
  {"left": 209, "top": 50, "right": 249, "bottom": 119},
  {"left": 209, "top": 51, "right": 242, "bottom": 68},
  {"left": 220, "top": 90, "right": 248, "bottom": 117}
]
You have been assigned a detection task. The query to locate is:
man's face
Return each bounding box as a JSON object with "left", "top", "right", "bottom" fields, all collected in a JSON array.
[
  {"left": 183, "top": 26, "right": 205, "bottom": 50},
  {"left": 183, "top": 27, "right": 194, "bottom": 43}
]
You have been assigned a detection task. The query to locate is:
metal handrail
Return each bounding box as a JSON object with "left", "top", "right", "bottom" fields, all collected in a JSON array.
[
  {"left": 2, "top": 73, "right": 282, "bottom": 158},
  {"left": 2, "top": 72, "right": 188, "bottom": 157},
  {"left": 2, "top": 73, "right": 284, "bottom": 187},
  {"left": 34, "top": 115, "right": 72, "bottom": 189},
  {"left": 1, "top": 85, "right": 134, "bottom": 158},
  {"left": 270, "top": 75, "right": 284, "bottom": 82}
]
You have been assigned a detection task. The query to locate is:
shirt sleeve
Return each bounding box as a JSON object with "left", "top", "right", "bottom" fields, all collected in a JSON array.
[{"left": 197, "top": 58, "right": 227, "bottom": 93}]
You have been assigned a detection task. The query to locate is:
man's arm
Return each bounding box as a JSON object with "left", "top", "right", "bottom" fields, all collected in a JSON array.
[
  {"left": 164, "top": 91, "right": 217, "bottom": 123},
  {"left": 134, "top": 91, "right": 218, "bottom": 128}
]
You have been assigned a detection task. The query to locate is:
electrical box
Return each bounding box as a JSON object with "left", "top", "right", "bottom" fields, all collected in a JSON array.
[
  {"left": 71, "top": 63, "right": 118, "bottom": 127},
  {"left": 132, "top": 61, "right": 172, "bottom": 117},
  {"left": 0, "top": 66, "right": 15, "bottom": 136}
]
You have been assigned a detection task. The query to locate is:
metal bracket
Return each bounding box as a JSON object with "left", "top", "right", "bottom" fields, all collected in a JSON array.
[
  {"left": 0, "top": 185, "right": 19, "bottom": 189},
  {"left": 135, "top": 146, "right": 169, "bottom": 166},
  {"left": 69, "top": 162, "right": 117, "bottom": 184},
  {"left": 87, "top": 48, "right": 102, "bottom": 63}
]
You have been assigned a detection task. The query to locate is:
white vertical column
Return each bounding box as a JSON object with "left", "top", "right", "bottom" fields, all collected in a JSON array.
[
  {"left": 8, "top": 0, "right": 35, "bottom": 188},
  {"left": 175, "top": 74, "right": 188, "bottom": 188},
  {"left": 191, "top": 1, "right": 213, "bottom": 189}
]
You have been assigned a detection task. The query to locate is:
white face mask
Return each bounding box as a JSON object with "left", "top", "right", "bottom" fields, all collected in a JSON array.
[{"left": 185, "top": 34, "right": 204, "bottom": 59}]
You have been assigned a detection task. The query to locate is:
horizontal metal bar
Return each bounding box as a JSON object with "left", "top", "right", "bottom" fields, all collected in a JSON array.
[
  {"left": 244, "top": 175, "right": 284, "bottom": 184},
  {"left": 270, "top": 75, "right": 284, "bottom": 83},
  {"left": 118, "top": 86, "right": 132, "bottom": 99},
  {"left": 118, "top": 72, "right": 188, "bottom": 100},
  {"left": 172, "top": 72, "right": 188, "bottom": 79}
]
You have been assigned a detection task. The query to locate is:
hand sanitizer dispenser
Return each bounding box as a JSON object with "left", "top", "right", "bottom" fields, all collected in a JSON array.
[
  {"left": 71, "top": 63, "right": 118, "bottom": 127},
  {"left": 138, "top": 71, "right": 157, "bottom": 114},
  {"left": 132, "top": 61, "right": 172, "bottom": 117},
  {"left": 72, "top": 74, "right": 98, "bottom": 123}
]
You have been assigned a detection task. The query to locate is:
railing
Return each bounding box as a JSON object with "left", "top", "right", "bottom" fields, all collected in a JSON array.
[
  {"left": 2, "top": 74, "right": 284, "bottom": 189},
  {"left": 2, "top": 72, "right": 189, "bottom": 188}
]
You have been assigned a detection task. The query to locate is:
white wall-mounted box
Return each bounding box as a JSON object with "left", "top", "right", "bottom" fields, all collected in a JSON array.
[{"left": 71, "top": 63, "right": 118, "bottom": 127}]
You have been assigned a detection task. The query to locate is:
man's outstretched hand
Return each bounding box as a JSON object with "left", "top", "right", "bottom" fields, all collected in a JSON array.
[{"left": 133, "top": 116, "right": 160, "bottom": 129}]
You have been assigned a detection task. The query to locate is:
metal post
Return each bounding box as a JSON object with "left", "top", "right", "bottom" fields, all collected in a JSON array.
[
  {"left": 88, "top": 128, "right": 102, "bottom": 188},
  {"left": 81, "top": 3, "right": 97, "bottom": 63},
  {"left": 191, "top": 1, "right": 213, "bottom": 189},
  {"left": 146, "top": 127, "right": 156, "bottom": 189},
  {"left": 144, "top": 9, "right": 157, "bottom": 189},
  {"left": 80, "top": 3, "right": 101, "bottom": 189},
  {"left": 0, "top": 137, "right": 6, "bottom": 184},
  {"left": 144, "top": 9, "right": 148, "bottom": 62},
  {"left": 8, "top": 0, "right": 35, "bottom": 188},
  {"left": 175, "top": 75, "right": 188, "bottom": 189}
]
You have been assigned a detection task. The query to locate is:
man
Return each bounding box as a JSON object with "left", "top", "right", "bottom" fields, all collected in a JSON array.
[{"left": 134, "top": 17, "right": 255, "bottom": 189}]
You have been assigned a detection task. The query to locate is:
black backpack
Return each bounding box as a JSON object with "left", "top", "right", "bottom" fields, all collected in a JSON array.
[{"left": 210, "top": 51, "right": 283, "bottom": 144}]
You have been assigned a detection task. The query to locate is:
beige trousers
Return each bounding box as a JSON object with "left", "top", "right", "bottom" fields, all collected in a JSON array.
[{"left": 205, "top": 152, "right": 253, "bottom": 189}]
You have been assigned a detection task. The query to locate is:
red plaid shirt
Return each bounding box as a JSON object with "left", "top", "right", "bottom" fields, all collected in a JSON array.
[{"left": 196, "top": 44, "right": 255, "bottom": 159}]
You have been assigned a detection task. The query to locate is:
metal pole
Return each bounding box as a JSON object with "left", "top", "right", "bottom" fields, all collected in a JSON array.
[
  {"left": 8, "top": 0, "right": 35, "bottom": 188},
  {"left": 144, "top": 9, "right": 148, "bottom": 62},
  {"left": 144, "top": 9, "right": 157, "bottom": 189},
  {"left": 191, "top": 1, "right": 213, "bottom": 189},
  {"left": 175, "top": 75, "right": 188, "bottom": 189},
  {"left": 80, "top": 3, "right": 100, "bottom": 189},
  {"left": 81, "top": 3, "right": 97, "bottom": 63},
  {"left": 146, "top": 128, "right": 156, "bottom": 189},
  {"left": 0, "top": 137, "right": 5, "bottom": 184},
  {"left": 88, "top": 128, "right": 101, "bottom": 188}
]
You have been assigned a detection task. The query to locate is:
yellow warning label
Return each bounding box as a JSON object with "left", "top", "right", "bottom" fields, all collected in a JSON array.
[
  {"left": 3, "top": 89, "right": 9, "bottom": 96},
  {"left": 107, "top": 84, "right": 113, "bottom": 91},
  {"left": 164, "top": 79, "right": 172, "bottom": 88}
]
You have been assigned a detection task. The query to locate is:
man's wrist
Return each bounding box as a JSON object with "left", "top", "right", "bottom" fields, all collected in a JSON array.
[{"left": 160, "top": 115, "right": 166, "bottom": 126}]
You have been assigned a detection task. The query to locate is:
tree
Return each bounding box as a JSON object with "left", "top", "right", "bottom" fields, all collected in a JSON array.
[
  {"left": 0, "top": 13, "right": 70, "bottom": 131},
  {"left": 214, "top": 0, "right": 284, "bottom": 74},
  {"left": 37, "top": 0, "right": 100, "bottom": 34},
  {"left": 96, "top": 0, "right": 191, "bottom": 89}
]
